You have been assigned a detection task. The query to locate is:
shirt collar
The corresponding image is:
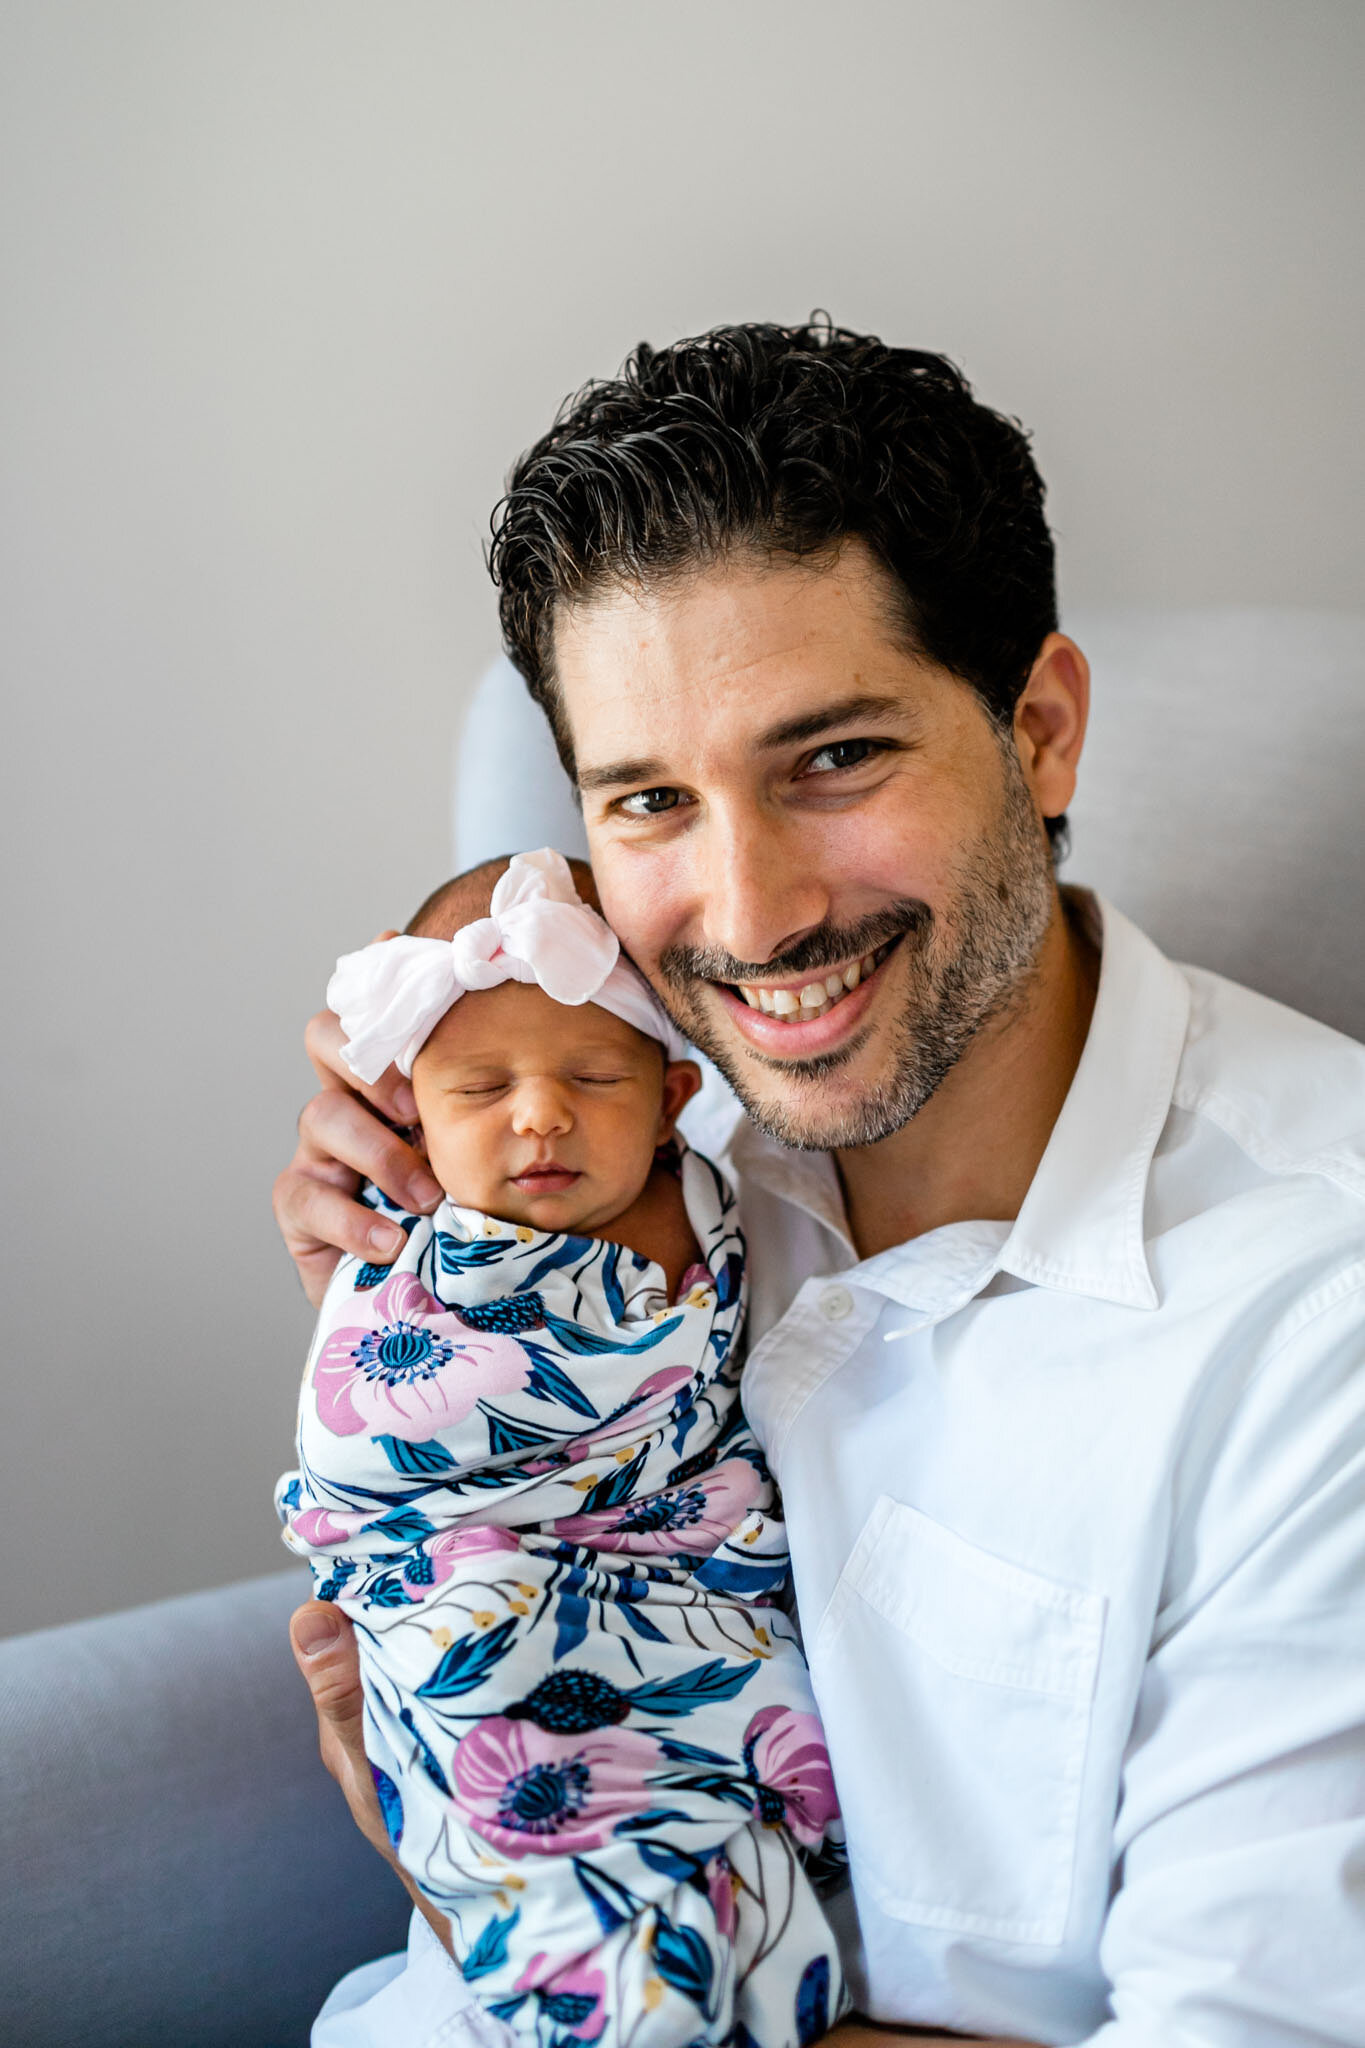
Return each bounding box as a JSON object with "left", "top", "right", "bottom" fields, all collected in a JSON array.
[
  {"left": 996, "top": 893, "right": 1189, "bottom": 1309},
  {"left": 728, "top": 891, "right": 1190, "bottom": 1314}
]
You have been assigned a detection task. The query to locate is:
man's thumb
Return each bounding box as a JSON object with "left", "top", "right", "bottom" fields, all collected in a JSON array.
[{"left": 290, "top": 1600, "right": 365, "bottom": 1727}]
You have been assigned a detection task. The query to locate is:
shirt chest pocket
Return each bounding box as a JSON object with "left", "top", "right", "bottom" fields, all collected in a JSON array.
[{"left": 809, "top": 1496, "right": 1105, "bottom": 1948}]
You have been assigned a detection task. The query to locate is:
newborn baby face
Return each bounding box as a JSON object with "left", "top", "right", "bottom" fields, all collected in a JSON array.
[{"left": 409, "top": 979, "right": 696, "bottom": 1233}]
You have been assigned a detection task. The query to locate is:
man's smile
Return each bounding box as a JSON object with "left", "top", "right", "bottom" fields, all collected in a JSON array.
[{"left": 711, "top": 936, "right": 902, "bottom": 1057}]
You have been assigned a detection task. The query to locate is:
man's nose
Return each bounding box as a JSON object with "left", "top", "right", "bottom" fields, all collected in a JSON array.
[
  {"left": 699, "top": 808, "right": 830, "bottom": 969},
  {"left": 510, "top": 1079, "right": 573, "bottom": 1138}
]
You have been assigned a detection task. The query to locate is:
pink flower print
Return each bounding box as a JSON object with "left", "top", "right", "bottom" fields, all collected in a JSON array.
[
  {"left": 428, "top": 1524, "right": 519, "bottom": 1579},
  {"left": 704, "top": 1850, "right": 737, "bottom": 1942},
  {"left": 312, "top": 1271, "right": 530, "bottom": 1440},
  {"left": 551, "top": 1456, "right": 765, "bottom": 1556},
  {"left": 561, "top": 1365, "right": 697, "bottom": 1466},
  {"left": 742, "top": 1707, "right": 840, "bottom": 1848},
  {"left": 451, "top": 1716, "right": 660, "bottom": 1858},
  {"left": 288, "top": 1506, "right": 370, "bottom": 1548},
  {"left": 513, "top": 1951, "right": 608, "bottom": 2041}
]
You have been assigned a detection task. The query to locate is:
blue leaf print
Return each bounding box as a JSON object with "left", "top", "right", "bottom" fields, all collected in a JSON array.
[
  {"left": 399, "top": 1705, "right": 452, "bottom": 1794},
  {"left": 574, "top": 1446, "right": 649, "bottom": 1516},
  {"left": 521, "top": 1346, "right": 601, "bottom": 1419},
  {"left": 714, "top": 1250, "right": 744, "bottom": 1310},
  {"left": 600, "top": 1241, "right": 627, "bottom": 1322},
  {"left": 461, "top": 1906, "right": 521, "bottom": 1981},
  {"left": 637, "top": 1839, "right": 707, "bottom": 1885},
  {"left": 364, "top": 1572, "right": 413, "bottom": 1609},
  {"left": 540, "top": 1992, "right": 599, "bottom": 2027},
  {"left": 625, "top": 1658, "right": 759, "bottom": 1718},
  {"left": 572, "top": 1857, "right": 643, "bottom": 1937},
  {"left": 519, "top": 1235, "right": 595, "bottom": 1289},
  {"left": 480, "top": 1404, "right": 561, "bottom": 1457},
  {"left": 553, "top": 1591, "right": 590, "bottom": 1662},
  {"left": 417, "top": 1618, "right": 519, "bottom": 1701},
  {"left": 278, "top": 1477, "right": 302, "bottom": 1512},
  {"left": 315, "top": 1560, "right": 357, "bottom": 1602},
  {"left": 617, "top": 1600, "right": 669, "bottom": 1645},
  {"left": 613, "top": 1807, "right": 692, "bottom": 1834},
  {"left": 652, "top": 1912, "right": 715, "bottom": 2014},
  {"left": 487, "top": 1995, "right": 529, "bottom": 2024},
  {"left": 654, "top": 1735, "right": 735, "bottom": 1768},
  {"left": 691, "top": 1553, "right": 791, "bottom": 1598},
  {"left": 352, "top": 1259, "right": 393, "bottom": 1291},
  {"left": 373, "top": 1434, "right": 458, "bottom": 1478},
  {"left": 436, "top": 1232, "right": 510, "bottom": 1273},
  {"left": 543, "top": 1310, "right": 683, "bottom": 1357},
  {"left": 364, "top": 1506, "right": 435, "bottom": 1544},
  {"left": 796, "top": 1956, "right": 831, "bottom": 2048},
  {"left": 370, "top": 1763, "right": 403, "bottom": 1848}
]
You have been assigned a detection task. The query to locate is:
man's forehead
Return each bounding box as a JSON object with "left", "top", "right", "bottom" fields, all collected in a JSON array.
[{"left": 553, "top": 545, "right": 933, "bottom": 777}]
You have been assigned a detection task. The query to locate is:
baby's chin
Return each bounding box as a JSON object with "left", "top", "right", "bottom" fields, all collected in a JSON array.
[{"left": 438, "top": 1174, "right": 639, "bottom": 1238}]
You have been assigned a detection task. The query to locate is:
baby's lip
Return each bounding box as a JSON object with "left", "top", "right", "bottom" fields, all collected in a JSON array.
[{"left": 511, "top": 1162, "right": 581, "bottom": 1186}]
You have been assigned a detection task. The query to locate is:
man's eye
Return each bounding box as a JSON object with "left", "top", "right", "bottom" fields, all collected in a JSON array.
[
  {"left": 618, "top": 786, "right": 683, "bottom": 817},
  {"left": 805, "top": 739, "right": 884, "bottom": 774}
]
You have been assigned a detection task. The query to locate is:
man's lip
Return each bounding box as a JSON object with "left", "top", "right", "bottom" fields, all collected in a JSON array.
[{"left": 712, "top": 941, "right": 897, "bottom": 1055}]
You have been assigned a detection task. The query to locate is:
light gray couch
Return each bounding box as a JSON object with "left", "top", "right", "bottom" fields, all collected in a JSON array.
[{"left": 3, "top": 610, "right": 1362, "bottom": 2048}]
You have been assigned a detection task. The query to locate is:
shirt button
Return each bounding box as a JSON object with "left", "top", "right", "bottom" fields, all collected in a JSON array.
[{"left": 819, "top": 1285, "right": 854, "bottom": 1322}]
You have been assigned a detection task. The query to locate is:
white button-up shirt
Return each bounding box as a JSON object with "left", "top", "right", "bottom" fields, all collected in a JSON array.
[{"left": 690, "top": 895, "right": 1365, "bottom": 2047}]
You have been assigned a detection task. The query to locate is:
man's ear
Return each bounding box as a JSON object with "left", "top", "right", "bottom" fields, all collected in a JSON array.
[
  {"left": 1013, "top": 633, "right": 1090, "bottom": 826},
  {"left": 658, "top": 1059, "right": 703, "bottom": 1140}
]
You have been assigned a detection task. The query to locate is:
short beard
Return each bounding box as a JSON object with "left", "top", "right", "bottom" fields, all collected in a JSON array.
[{"left": 654, "top": 741, "right": 1057, "bottom": 1149}]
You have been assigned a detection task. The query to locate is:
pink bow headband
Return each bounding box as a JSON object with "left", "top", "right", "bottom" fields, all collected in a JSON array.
[{"left": 329, "top": 848, "right": 688, "bottom": 1084}]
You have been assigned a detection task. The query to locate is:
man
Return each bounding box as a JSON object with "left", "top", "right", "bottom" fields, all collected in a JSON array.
[{"left": 274, "top": 320, "right": 1365, "bottom": 2046}]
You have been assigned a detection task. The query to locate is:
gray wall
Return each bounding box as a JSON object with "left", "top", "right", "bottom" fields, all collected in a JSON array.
[{"left": 3, "top": 0, "right": 1363, "bottom": 1634}]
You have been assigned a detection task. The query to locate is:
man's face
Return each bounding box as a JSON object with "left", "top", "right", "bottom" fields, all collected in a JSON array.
[{"left": 555, "top": 543, "right": 1059, "bottom": 1150}]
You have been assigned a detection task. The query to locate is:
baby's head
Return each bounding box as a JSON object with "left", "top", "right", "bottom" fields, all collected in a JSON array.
[{"left": 331, "top": 851, "right": 699, "bottom": 1235}]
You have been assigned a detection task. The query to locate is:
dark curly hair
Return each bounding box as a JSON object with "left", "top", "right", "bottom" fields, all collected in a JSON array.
[{"left": 488, "top": 315, "right": 1063, "bottom": 847}]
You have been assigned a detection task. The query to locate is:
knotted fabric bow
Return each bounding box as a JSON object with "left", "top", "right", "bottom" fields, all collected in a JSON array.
[{"left": 329, "top": 848, "right": 687, "bottom": 1083}]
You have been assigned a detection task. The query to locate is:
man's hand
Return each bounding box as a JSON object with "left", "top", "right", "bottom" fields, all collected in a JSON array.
[
  {"left": 273, "top": 1002, "right": 445, "bottom": 1307},
  {"left": 290, "top": 1599, "right": 454, "bottom": 1954}
]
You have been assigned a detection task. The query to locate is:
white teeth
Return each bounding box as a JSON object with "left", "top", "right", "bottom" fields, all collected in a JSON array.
[{"left": 739, "top": 946, "right": 894, "bottom": 1021}]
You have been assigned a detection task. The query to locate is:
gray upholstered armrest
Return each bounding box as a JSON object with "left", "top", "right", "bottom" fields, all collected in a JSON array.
[{"left": 0, "top": 1570, "right": 411, "bottom": 2048}]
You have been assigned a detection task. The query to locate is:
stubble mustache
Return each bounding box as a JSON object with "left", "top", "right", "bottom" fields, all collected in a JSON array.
[{"left": 656, "top": 899, "right": 933, "bottom": 996}]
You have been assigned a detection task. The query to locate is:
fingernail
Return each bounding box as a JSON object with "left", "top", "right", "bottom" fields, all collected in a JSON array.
[
  {"left": 294, "top": 1607, "right": 342, "bottom": 1657},
  {"left": 394, "top": 1083, "right": 417, "bottom": 1121},
  {"left": 412, "top": 1174, "right": 444, "bottom": 1211},
  {"left": 369, "top": 1223, "right": 405, "bottom": 1256}
]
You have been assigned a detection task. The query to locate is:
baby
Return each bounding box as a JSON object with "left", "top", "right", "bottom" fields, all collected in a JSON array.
[{"left": 278, "top": 850, "right": 846, "bottom": 2048}]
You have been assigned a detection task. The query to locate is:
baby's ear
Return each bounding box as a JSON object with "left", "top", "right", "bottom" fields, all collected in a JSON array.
[{"left": 658, "top": 1059, "right": 703, "bottom": 1138}]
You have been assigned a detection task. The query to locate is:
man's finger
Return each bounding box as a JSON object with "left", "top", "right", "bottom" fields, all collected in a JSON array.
[
  {"left": 305, "top": 1006, "right": 419, "bottom": 1127},
  {"left": 290, "top": 1600, "right": 366, "bottom": 1731},
  {"left": 296, "top": 1088, "right": 443, "bottom": 1216}
]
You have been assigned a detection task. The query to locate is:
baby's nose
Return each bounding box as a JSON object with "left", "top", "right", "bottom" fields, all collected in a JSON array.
[{"left": 510, "top": 1078, "right": 573, "bottom": 1136}]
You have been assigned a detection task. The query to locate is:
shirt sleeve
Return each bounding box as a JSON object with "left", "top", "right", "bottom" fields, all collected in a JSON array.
[{"left": 1086, "top": 1273, "right": 1365, "bottom": 2048}]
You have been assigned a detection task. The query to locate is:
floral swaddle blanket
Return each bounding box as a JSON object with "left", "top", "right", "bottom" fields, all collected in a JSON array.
[{"left": 277, "top": 1142, "right": 847, "bottom": 2048}]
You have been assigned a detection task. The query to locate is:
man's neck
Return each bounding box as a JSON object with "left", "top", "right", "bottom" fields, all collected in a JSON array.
[{"left": 836, "top": 891, "right": 1101, "bottom": 1260}]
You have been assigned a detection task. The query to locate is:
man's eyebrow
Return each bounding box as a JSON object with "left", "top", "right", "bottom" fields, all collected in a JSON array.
[
  {"left": 754, "top": 692, "right": 908, "bottom": 751},
  {"left": 577, "top": 756, "right": 666, "bottom": 794},
  {"left": 576, "top": 694, "right": 910, "bottom": 793}
]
